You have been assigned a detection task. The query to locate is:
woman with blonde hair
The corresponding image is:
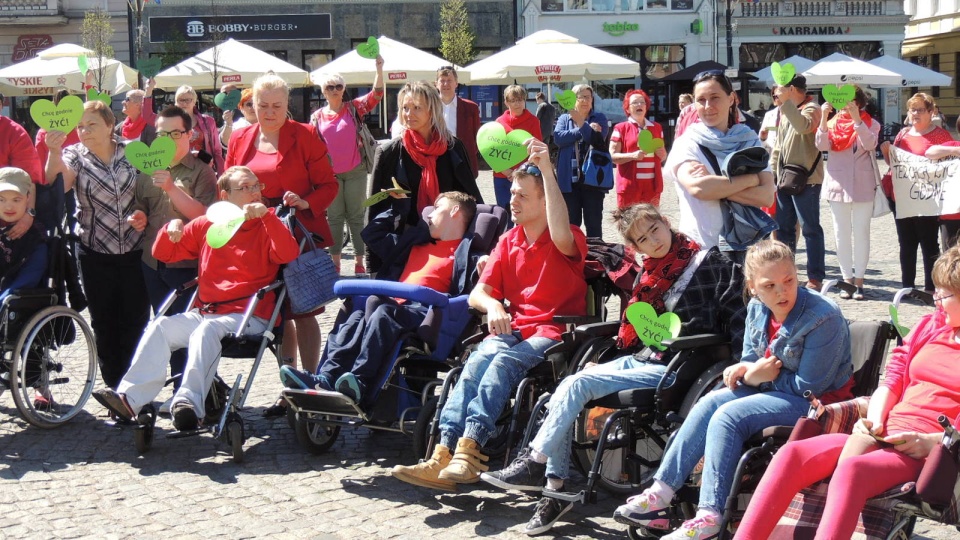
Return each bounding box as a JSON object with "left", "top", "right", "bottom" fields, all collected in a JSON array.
[{"left": 173, "top": 85, "right": 223, "bottom": 173}]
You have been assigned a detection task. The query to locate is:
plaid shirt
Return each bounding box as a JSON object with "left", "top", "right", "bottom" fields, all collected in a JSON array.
[{"left": 62, "top": 142, "right": 143, "bottom": 255}]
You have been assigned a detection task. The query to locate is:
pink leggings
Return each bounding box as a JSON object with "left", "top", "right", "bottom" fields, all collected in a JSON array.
[{"left": 736, "top": 433, "right": 924, "bottom": 540}]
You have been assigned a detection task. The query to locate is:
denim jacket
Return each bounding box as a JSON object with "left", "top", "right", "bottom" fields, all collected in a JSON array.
[{"left": 741, "top": 287, "right": 852, "bottom": 397}]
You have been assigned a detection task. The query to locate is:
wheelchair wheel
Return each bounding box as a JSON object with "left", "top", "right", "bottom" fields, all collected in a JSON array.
[
  {"left": 228, "top": 419, "right": 244, "bottom": 463},
  {"left": 678, "top": 362, "right": 727, "bottom": 419},
  {"left": 572, "top": 410, "right": 667, "bottom": 495},
  {"left": 9, "top": 306, "right": 96, "bottom": 429},
  {"left": 294, "top": 415, "right": 340, "bottom": 454},
  {"left": 413, "top": 396, "right": 439, "bottom": 460}
]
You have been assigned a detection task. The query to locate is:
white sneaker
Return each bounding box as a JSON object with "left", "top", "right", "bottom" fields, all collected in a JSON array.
[{"left": 159, "top": 397, "right": 173, "bottom": 416}]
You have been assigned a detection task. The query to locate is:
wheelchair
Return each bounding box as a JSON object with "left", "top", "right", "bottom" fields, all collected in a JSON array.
[
  {"left": 282, "top": 204, "right": 509, "bottom": 455},
  {"left": 0, "top": 232, "right": 97, "bottom": 429}
]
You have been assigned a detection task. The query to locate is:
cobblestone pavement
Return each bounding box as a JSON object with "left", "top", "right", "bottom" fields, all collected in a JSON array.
[{"left": 0, "top": 168, "right": 955, "bottom": 539}]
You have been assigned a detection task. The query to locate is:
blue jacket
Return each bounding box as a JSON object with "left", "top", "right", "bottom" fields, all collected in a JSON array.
[
  {"left": 553, "top": 111, "right": 608, "bottom": 193},
  {"left": 741, "top": 287, "right": 852, "bottom": 397}
]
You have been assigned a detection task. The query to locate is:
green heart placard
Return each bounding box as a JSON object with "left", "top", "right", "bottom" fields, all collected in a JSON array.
[
  {"left": 637, "top": 130, "right": 665, "bottom": 154},
  {"left": 29, "top": 95, "right": 84, "bottom": 133},
  {"left": 477, "top": 123, "right": 532, "bottom": 173},
  {"left": 625, "top": 301, "right": 682, "bottom": 351},
  {"left": 138, "top": 57, "right": 162, "bottom": 79},
  {"left": 78, "top": 55, "right": 88, "bottom": 76},
  {"left": 556, "top": 89, "right": 577, "bottom": 110},
  {"left": 822, "top": 84, "right": 856, "bottom": 110},
  {"left": 771, "top": 61, "right": 796, "bottom": 87},
  {"left": 888, "top": 304, "right": 911, "bottom": 338},
  {"left": 357, "top": 37, "right": 379, "bottom": 59},
  {"left": 86, "top": 88, "right": 111, "bottom": 106},
  {"left": 205, "top": 201, "right": 246, "bottom": 249},
  {"left": 363, "top": 188, "right": 411, "bottom": 208},
  {"left": 214, "top": 89, "right": 242, "bottom": 111},
  {"left": 124, "top": 137, "right": 176, "bottom": 174}
]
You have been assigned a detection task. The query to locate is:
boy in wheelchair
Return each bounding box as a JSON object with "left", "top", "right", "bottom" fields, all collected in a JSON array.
[
  {"left": 92, "top": 166, "right": 299, "bottom": 431},
  {"left": 480, "top": 203, "right": 748, "bottom": 535},
  {"left": 738, "top": 245, "right": 960, "bottom": 538},
  {"left": 278, "top": 190, "right": 477, "bottom": 408},
  {"left": 0, "top": 167, "right": 47, "bottom": 305},
  {"left": 392, "top": 139, "right": 588, "bottom": 491}
]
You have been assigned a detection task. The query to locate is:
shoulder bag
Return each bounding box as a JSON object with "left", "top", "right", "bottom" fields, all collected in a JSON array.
[
  {"left": 777, "top": 151, "right": 822, "bottom": 196},
  {"left": 580, "top": 147, "right": 615, "bottom": 191},
  {"left": 345, "top": 101, "right": 379, "bottom": 174},
  {"left": 283, "top": 216, "right": 339, "bottom": 314}
]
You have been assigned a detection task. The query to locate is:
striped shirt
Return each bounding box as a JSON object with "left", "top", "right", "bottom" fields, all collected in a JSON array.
[{"left": 62, "top": 142, "right": 143, "bottom": 255}]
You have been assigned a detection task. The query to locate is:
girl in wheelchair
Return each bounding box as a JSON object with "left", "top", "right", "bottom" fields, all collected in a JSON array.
[
  {"left": 616, "top": 239, "right": 853, "bottom": 539},
  {"left": 737, "top": 245, "right": 960, "bottom": 539}
]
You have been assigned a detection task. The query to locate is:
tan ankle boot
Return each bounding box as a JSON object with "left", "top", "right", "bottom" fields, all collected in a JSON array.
[
  {"left": 438, "top": 437, "right": 489, "bottom": 483},
  {"left": 391, "top": 445, "right": 456, "bottom": 491}
]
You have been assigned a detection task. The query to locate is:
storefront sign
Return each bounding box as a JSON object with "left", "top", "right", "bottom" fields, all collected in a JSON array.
[
  {"left": 602, "top": 21, "right": 639, "bottom": 37},
  {"left": 148, "top": 14, "right": 332, "bottom": 43},
  {"left": 773, "top": 26, "right": 851, "bottom": 36},
  {"left": 12, "top": 35, "right": 52, "bottom": 62}
]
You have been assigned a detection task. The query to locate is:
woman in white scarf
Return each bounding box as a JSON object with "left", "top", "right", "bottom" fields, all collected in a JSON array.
[{"left": 666, "top": 71, "right": 775, "bottom": 249}]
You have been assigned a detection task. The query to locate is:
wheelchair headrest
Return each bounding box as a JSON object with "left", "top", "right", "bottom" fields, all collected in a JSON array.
[{"left": 472, "top": 214, "right": 499, "bottom": 254}]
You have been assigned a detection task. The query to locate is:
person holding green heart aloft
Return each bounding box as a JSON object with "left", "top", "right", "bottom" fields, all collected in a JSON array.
[
  {"left": 815, "top": 84, "right": 880, "bottom": 301},
  {"left": 610, "top": 89, "right": 668, "bottom": 209},
  {"left": 616, "top": 239, "right": 852, "bottom": 540},
  {"left": 480, "top": 203, "right": 747, "bottom": 535},
  {"left": 492, "top": 85, "right": 542, "bottom": 211}
]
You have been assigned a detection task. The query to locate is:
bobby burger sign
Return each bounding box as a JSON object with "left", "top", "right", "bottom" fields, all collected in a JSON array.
[{"left": 149, "top": 14, "right": 332, "bottom": 43}]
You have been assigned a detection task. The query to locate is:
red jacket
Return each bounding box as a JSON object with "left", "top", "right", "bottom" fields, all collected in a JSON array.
[
  {"left": 1, "top": 116, "right": 43, "bottom": 184},
  {"left": 225, "top": 120, "right": 338, "bottom": 247},
  {"left": 456, "top": 97, "right": 481, "bottom": 179},
  {"left": 152, "top": 208, "right": 299, "bottom": 320}
]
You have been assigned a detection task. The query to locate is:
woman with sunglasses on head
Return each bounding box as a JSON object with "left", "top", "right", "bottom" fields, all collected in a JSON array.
[
  {"left": 225, "top": 73, "right": 338, "bottom": 417},
  {"left": 219, "top": 88, "right": 257, "bottom": 152},
  {"left": 311, "top": 55, "right": 385, "bottom": 275},
  {"left": 173, "top": 85, "right": 224, "bottom": 174},
  {"left": 554, "top": 83, "right": 609, "bottom": 239},
  {"left": 666, "top": 71, "right": 775, "bottom": 252},
  {"left": 610, "top": 89, "right": 668, "bottom": 209},
  {"left": 492, "top": 85, "right": 542, "bottom": 210}
]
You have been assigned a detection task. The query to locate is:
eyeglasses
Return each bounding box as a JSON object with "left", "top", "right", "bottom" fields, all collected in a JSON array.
[
  {"left": 176, "top": 97, "right": 195, "bottom": 104},
  {"left": 123, "top": 98, "right": 142, "bottom": 104},
  {"left": 324, "top": 84, "right": 344, "bottom": 92},
  {"left": 934, "top": 292, "right": 955, "bottom": 304},
  {"left": 157, "top": 129, "right": 188, "bottom": 139},
  {"left": 241, "top": 101, "right": 254, "bottom": 108},
  {"left": 228, "top": 183, "right": 264, "bottom": 193},
  {"left": 908, "top": 108, "right": 930, "bottom": 115},
  {"left": 505, "top": 97, "right": 524, "bottom": 103},
  {"left": 517, "top": 164, "right": 542, "bottom": 177},
  {"left": 693, "top": 69, "right": 725, "bottom": 83}
]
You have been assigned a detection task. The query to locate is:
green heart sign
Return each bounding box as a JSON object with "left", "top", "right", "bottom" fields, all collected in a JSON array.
[
  {"left": 888, "top": 304, "right": 911, "bottom": 338},
  {"left": 214, "top": 89, "right": 242, "bottom": 111},
  {"left": 205, "top": 201, "right": 247, "bottom": 249},
  {"left": 138, "top": 57, "right": 162, "bottom": 79},
  {"left": 556, "top": 89, "right": 577, "bottom": 110},
  {"left": 625, "top": 301, "right": 682, "bottom": 351},
  {"left": 637, "top": 129, "right": 665, "bottom": 154},
  {"left": 476, "top": 123, "right": 532, "bottom": 174},
  {"left": 124, "top": 137, "right": 176, "bottom": 174},
  {"left": 363, "top": 188, "right": 410, "bottom": 208},
  {"left": 822, "top": 84, "right": 856, "bottom": 110},
  {"left": 29, "top": 95, "right": 84, "bottom": 133},
  {"left": 77, "top": 55, "right": 88, "bottom": 76},
  {"left": 357, "top": 36, "right": 379, "bottom": 59},
  {"left": 771, "top": 61, "right": 796, "bottom": 87},
  {"left": 86, "top": 88, "right": 111, "bottom": 106}
]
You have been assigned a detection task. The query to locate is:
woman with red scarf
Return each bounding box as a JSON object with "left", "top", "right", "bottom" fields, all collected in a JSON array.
[
  {"left": 369, "top": 81, "right": 482, "bottom": 229},
  {"left": 815, "top": 85, "right": 880, "bottom": 300},
  {"left": 492, "top": 85, "right": 542, "bottom": 209}
]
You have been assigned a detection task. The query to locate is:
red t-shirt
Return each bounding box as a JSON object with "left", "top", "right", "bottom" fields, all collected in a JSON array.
[
  {"left": 399, "top": 239, "right": 460, "bottom": 293},
  {"left": 886, "top": 327, "right": 960, "bottom": 435},
  {"left": 478, "top": 224, "right": 587, "bottom": 341}
]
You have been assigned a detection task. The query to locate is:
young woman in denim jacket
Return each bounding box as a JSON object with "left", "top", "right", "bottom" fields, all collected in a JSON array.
[{"left": 614, "top": 239, "right": 854, "bottom": 540}]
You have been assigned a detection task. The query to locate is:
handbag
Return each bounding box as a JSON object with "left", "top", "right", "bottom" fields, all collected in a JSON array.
[
  {"left": 345, "top": 101, "right": 379, "bottom": 174},
  {"left": 580, "top": 147, "right": 615, "bottom": 191},
  {"left": 283, "top": 217, "right": 339, "bottom": 314},
  {"left": 870, "top": 155, "right": 892, "bottom": 218},
  {"left": 777, "top": 152, "right": 822, "bottom": 196}
]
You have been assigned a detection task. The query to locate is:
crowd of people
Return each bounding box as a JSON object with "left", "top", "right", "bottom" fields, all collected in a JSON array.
[{"left": 3, "top": 60, "right": 960, "bottom": 539}]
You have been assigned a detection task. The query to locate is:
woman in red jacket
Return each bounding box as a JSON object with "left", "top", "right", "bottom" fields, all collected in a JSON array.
[
  {"left": 610, "top": 89, "right": 667, "bottom": 208},
  {"left": 224, "top": 73, "right": 338, "bottom": 416},
  {"left": 492, "top": 85, "right": 542, "bottom": 209}
]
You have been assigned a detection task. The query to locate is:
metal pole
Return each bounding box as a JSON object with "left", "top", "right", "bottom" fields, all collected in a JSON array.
[{"left": 725, "top": 0, "right": 733, "bottom": 68}]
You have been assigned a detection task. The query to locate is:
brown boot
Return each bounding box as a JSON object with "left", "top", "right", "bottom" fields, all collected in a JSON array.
[
  {"left": 391, "top": 445, "right": 456, "bottom": 491},
  {"left": 438, "top": 437, "right": 489, "bottom": 483}
]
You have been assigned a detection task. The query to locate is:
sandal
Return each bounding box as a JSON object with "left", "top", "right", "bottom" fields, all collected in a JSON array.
[
  {"left": 839, "top": 288, "right": 852, "bottom": 300},
  {"left": 853, "top": 287, "right": 865, "bottom": 301}
]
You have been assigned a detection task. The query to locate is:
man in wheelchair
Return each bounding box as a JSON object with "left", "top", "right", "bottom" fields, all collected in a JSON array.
[
  {"left": 481, "top": 203, "right": 748, "bottom": 535},
  {"left": 93, "top": 166, "right": 299, "bottom": 431},
  {"left": 0, "top": 167, "right": 46, "bottom": 305},
  {"left": 392, "top": 139, "right": 588, "bottom": 491},
  {"left": 278, "top": 190, "right": 477, "bottom": 408}
]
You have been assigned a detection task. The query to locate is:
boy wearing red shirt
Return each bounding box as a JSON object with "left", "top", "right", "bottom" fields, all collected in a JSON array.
[
  {"left": 93, "top": 166, "right": 299, "bottom": 431},
  {"left": 392, "top": 139, "right": 588, "bottom": 491}
]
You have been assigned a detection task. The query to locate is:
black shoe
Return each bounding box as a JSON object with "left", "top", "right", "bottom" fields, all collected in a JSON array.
[
  {"left": 172, "top": 403, "right": 200, "bottom": 432},
  {"left": 480, "top": 449, "right": 546, "bottom": 491},
  {"left": 524, "top": 496, "right": 573, "bottom": 536}
]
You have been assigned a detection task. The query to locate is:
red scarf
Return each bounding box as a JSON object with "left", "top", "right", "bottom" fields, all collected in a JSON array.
[
  {"left": 828, "top": 110, "right": 872, "bottom": 152},
  {"left": 617, "top": 232, "right": 701, "bottom": 348},
  {"left": 121, "top": 114, "right": 147, "bottom": 141},
  {"left": 403, "top": 128, "right": 448, "bottom": 212}
]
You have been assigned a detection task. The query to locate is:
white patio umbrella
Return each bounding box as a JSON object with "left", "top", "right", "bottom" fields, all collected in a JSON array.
[
  {"left": 0, "top": 51, "right": 138, "bottom": 97},
  {"left": 751, "top": 55, "right": 816, "bottom": 85},
  {"left": 153, "top": 38, "right": 311, "bottom": 91},
  {"left": 313, "top": 36, "right": 468, "bottom": 86},
  {"left": 36, "top": 43, "right": 95, "bottom": 60},
  {"left": 801, "top": 53, "right": 901, "bottom": 87},
  {"left": 868, "top": 55, "right": 952, "bottom": 87},
  {"left": 464, "top": 30, "right": 640, "bottom": 84}
]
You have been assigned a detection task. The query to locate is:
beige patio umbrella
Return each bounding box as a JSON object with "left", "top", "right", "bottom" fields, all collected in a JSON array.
[{"left": 153, "top": 38, "right": 311, "bottom": 91}]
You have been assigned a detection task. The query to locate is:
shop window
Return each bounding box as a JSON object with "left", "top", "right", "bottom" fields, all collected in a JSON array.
[
  {"left": 642, "top": 45, "right": 684, "bottom": 79},
  {"left": 567, "top": 0, "right": 588, "bottom": 10},
  {"left": 541, "top": 0, "right": 564, "bottom": 11},
  {"left": 739, "top": 43, "right": 786, "bottom": 72},
  {"left": 302, "top": 50, "right": 333, "bottom": 116}
]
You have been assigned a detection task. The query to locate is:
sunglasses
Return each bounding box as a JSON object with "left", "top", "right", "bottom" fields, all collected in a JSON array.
[
  {"left": 693, "top": 69, "right": 726, "bottom": 83},
  {"left": 437, "top": 65, "right": 456, "bottom": 73},
  {"left": 324, "top": 84, "right": 345, "bottom": 92},
  {"left": 517, "top": 164, "right": 542, "bottom": 177}
]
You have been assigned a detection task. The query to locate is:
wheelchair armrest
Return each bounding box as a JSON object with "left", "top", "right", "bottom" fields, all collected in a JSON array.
[
  {"left": 893, "top": 287, "right": 935, "bottom": 309},
  {"left": 554, "top": 315, "right": 597, "bottom": 326},
  {"left": 574, "top": 320, "right": 620, "bottom": 339},
  {"left": 333, "top": 279, "right": 449, "bottom": 307},
  {"left": 661, "top": 333, "right": 726, "bottom": 351}
]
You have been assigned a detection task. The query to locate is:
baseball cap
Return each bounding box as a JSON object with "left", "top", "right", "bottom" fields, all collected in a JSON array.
[{"left": 0, "top": 167, "right": 32, "bottom": 196}]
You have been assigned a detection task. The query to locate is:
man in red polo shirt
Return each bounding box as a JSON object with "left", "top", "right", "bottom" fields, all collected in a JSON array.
[{"left": 392, "top": 139, "right": 588, "bottom": 491}]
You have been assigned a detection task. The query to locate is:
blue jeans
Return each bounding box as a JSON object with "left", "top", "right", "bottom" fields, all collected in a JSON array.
[
  {"left": 564, "top": 183, "right": 606, "bottom": 239},
  {"left": 141, "top": 262, "right": 197, "bottom": 389},
  {"left": 775, "top": 184, "right": 825, "bottom": 281},
  {"left": 439, "top": 332, "right": 556, "bottom": 449},
  {"left": 530, "top": 355, "right": 672, "bottom": 479},
  {"left": 653, "top": 386, "right": 809, "bottom": 512},
  {"left": 494, "top": 176, "right": 512, "bottom": 209}
]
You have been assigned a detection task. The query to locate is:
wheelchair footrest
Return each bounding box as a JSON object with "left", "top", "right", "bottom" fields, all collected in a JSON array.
[
  {"left": 282, "top": 388, "right": 368, "bottom": 420},
  {"left": 543, "top": 487, "right": 589, "bottom": 505},
  {"left": 166, "top": 425, "right": 214, "bottom": 439}
]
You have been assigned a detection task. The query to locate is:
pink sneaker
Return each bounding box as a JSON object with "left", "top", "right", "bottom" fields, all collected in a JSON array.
[
  {"left": 663, "top": 514, "right": 721, "bottom": 540},
  {"left": 613, "top": 489, "right": 671, "bottom": 530}
]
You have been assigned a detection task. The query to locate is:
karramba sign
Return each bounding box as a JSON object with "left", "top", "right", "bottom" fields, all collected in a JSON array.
[{"left": 149, "top": 14, "right": 332, "bottom": 43}]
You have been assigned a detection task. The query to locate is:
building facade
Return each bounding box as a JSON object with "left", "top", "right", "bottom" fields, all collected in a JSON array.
[{"left": 903, "top": 0, "right": 960, "bottom": 126}]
